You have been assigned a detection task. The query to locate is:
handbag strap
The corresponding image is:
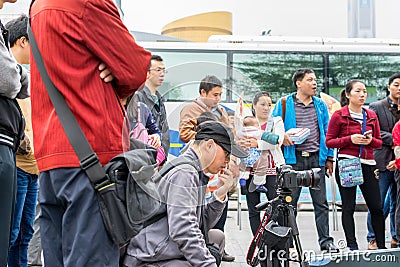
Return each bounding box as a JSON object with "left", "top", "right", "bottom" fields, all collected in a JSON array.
[
  {"left": 28, "top": 25, "right": 108, "bottom": 188},
  {"left": 359, "top": 109, "right": 367, "bottom": 157}
]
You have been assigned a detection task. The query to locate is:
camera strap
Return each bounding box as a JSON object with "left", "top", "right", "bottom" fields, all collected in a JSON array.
[{"left": 246, "top": 205, "right": 273, "bottom": 266}]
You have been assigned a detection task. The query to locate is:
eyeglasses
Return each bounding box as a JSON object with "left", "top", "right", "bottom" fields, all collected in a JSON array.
[
  {"left": 148, "top": 68, "right": 167, "bottom": 74},
  {"left": 222, "top": 148, "right": 231, "bottom": 159}
]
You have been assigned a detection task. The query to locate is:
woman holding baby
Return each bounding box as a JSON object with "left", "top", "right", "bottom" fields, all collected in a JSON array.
[{"left": 238, "top": 91, "right": 285, "bottom": 235}]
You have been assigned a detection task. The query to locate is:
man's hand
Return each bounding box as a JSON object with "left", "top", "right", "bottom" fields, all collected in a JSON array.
[
  {"left": 215, "top": 168, "right": 234, "bottom": 201},
  {"left": 387, "top": 160, "right": 396, "bottom": 171},
  {"left": 228, "top": 158, "right": 240, "bottom": 179},
  {"left": 325, "top": 158, "right": 334, "bottom": 175},
  {"left": 283, "top": 133, "right": 294, "bottom": 146},
  {"left": 98, "top": 63, "right": 114, "bottom": 83}
]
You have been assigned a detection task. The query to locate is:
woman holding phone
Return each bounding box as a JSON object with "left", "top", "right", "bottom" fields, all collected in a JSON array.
[{"left": 326, "top": 80, "right": 385, "bottom": 250}]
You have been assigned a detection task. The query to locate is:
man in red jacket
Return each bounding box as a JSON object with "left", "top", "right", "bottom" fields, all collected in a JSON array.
[{"left": 30, "top": 0, "right": 151, "bottom": 266}]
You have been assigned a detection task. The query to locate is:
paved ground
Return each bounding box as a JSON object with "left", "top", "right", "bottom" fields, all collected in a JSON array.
[{"left": 221, "top": 200, "right": 397, "bottom": 267}]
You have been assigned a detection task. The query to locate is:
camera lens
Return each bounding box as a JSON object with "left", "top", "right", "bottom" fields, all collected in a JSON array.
[{"left": 295, "top": 169, "right": 320, "bottom": 189}]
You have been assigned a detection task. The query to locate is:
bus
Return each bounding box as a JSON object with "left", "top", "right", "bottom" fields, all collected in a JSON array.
[
  {"left": 139, "top": 35, "right": 400, "bottom": 154},
  {"left": 138, "top": 35, "right": 400, "bottom": 205}
]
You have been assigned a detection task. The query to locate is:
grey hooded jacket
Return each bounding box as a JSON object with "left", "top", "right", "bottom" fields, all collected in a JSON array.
[
  {"left": 0, "top": 20, "right": 29, "bottom": 150},
  {"left": 123, "top": 148, "right": 226, "bottom": 267}
]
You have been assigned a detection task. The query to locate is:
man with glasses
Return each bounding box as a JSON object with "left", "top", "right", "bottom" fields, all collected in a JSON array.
[
  {"left": 135, "top": 55, "right": 169, "bottom": 163},
  {"left": 123, "top": 121, "right": 247, "bottom": 267}
]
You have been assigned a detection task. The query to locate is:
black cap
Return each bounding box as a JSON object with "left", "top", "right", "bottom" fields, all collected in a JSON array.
[{"left": 195, "top": 121, "right": 248, "bottom": 158}]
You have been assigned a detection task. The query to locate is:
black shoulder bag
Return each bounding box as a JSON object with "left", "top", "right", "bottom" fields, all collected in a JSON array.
[{"left": 28, "top": 26, "right": 161, "bottom": 247}]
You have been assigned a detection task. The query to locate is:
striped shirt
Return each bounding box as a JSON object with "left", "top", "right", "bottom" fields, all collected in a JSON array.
[{"left": 294, "top": 96, "right": 320, "bottom": 152}]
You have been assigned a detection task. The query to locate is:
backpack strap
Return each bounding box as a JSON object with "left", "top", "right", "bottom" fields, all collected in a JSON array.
[
  {"left": 281, "top": 97, "right": 287, "bottom": 123},
  {"left": 143, "top": 157, "right": 199, "bottom": 227}
]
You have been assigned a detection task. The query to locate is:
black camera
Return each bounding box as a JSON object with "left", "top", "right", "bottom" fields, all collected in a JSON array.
[{"left": 276, "top": 165, "right": 320, "bottom": 190}]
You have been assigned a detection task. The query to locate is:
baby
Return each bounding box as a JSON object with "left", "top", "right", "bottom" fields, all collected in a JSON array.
[{"left": 238, "top": 116, "right": 269, "bottom": 193}]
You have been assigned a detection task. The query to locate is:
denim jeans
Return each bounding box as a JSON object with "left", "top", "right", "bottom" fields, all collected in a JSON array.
[
  {"left": 8, "top": 168, "right": 38, "bottom": 267},
  {"left": 367, "top": 170, "right": 397, "bottom": 241},
  {"left": 366, "top": 170, "right": 397, "bottom": 241},
  {"left": 0, "top": 145, "right": 17, "bottom": 267}
]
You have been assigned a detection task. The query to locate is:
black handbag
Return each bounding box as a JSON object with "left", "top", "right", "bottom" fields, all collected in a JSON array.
[
  {"left": 28, "top": 26, "right": 161, "bottom": 246},
  {"left": 263, "top": 220, "right": 291, "bottom": 250}
]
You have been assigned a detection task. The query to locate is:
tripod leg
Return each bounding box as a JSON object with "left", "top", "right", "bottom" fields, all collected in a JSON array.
[{"left": 287, "top": 206, "right": 309, "bottom": 266}]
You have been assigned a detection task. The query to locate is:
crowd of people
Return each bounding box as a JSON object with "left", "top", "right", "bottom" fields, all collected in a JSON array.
[{"left": 1, "top": 0, "right": 400, "bottom": 267}]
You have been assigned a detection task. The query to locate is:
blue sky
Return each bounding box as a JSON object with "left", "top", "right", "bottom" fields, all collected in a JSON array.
[{"left": 3, "top": 0, "right": 399, "bottom": 38}]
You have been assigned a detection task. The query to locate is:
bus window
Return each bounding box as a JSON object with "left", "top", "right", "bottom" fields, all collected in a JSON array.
[
  {"left": 232, "top": 52, "right": 324, "bottom": 102},
  {"left": 146, "top": 51, "right": 228, "bottom": 102},
  {"left": 328, "top": 54, "right": 400, "bottom": 104}
]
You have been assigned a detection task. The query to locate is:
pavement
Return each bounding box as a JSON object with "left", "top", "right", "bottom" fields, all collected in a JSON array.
[{"left": 221, "top": 200, "right": 398, "bottom": 267}]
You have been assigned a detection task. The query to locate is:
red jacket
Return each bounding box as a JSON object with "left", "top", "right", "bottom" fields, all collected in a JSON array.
[
  {"left": 392, "top": 121, "right": 400, "bottom": 168},
  {"left": 326, "top": 106, "right": 382, "bottom": 160},
  {"left": 30, "top": 0, "right": 151, "bottom": 171}
]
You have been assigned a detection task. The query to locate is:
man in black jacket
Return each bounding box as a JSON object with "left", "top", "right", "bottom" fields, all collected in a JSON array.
[
  {"left": 366, "top": 72, "right": 400, "bottom": 249},
  {"left": 0, "top": 1, "right": 30, "bottom": 265},
  {"left": 134, "top": 55, "right": 169, "bottom": 161}
]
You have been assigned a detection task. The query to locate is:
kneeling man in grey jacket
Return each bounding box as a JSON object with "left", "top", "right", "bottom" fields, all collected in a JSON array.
[{"left": 123, "top": 121, "right": 247, "bottom": 267}]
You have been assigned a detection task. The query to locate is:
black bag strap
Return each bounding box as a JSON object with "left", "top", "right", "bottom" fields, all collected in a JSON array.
[
  {"left": 28, "top": 25, "right": 108, "bottom": 188},
  {"left": 144, "top": 156, "right": 199, "bottom": 227}
]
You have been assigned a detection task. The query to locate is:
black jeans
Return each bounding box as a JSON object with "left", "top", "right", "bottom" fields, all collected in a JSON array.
[
  {"left": 290, "top": 151, "right": 333, "bottom": 248},
  {"left": 246, "top": 175, "right": 278, "bottom": 236},
  {"left": 0, "top": 145, "right": 17, "bottom": 267},
  {"left": 213, "top": 199, "right": 228, "bottom": 232},
  {"left": 336, "top": 162, "right": 385, "bottom": 249},
  {"left": 39, "top": 168, "right": 119, "bottom": 266}
]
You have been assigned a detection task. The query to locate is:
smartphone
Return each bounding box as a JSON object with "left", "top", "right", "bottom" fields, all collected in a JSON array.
[{"left": 364, "top": 130, "right": 372, "bottom": 136}]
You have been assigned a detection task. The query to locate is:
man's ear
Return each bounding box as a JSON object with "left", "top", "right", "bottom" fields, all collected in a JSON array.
[
  {"left": 205, "top": 139, "right": 215, "bottom": 150},
  {"left": 200, "top": 89, "right": 207, "bottom": 97},
  {"left": 19, "top": 37, "right": 28, "bottom": 48},
  {"left": 296, "top": 80, "right": 301, "bottom": 89}
]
